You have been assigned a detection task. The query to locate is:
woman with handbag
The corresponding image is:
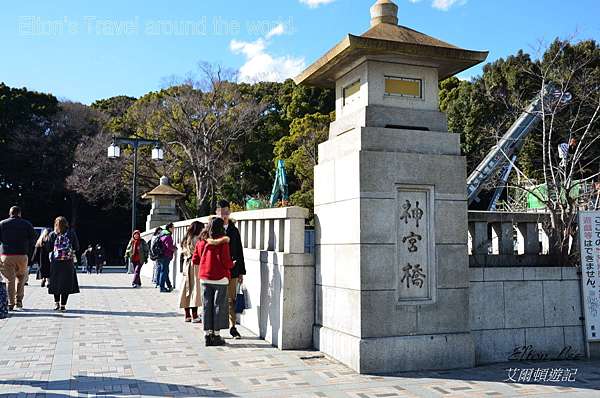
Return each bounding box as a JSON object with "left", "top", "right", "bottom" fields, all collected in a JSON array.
[
  {"left": 32, "top": 228, "right": 51, "bottom": 287},
  {"left": 46, "top": 217, "right": 80, "bottom": 312},
  {"left": 192, "top": 217, "right": 234, "bottom": 346}
]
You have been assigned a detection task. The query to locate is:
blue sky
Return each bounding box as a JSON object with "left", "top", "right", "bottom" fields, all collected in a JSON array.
[{"left": 1, "top": 0, "right": 598, "bottom": 104}]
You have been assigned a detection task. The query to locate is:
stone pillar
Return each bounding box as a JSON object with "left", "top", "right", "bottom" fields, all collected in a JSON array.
[{"left": 296, "top": 0, "right": 488, "bottom": 374}]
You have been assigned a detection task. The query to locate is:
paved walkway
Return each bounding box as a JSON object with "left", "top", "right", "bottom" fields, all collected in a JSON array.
[{"left": 1, "top": 273, "right": 600, "bottom": 397}]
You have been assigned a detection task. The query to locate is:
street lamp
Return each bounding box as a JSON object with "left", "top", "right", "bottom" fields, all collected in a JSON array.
[
  {"left": 151, "top": 144, "right": 164, "bottom": 161},
  {"left": 108, "top": 136, "right": 163, "bottom": 234},
  {"left": 107, "top": 141, "right": 121, "bottom": 159}
]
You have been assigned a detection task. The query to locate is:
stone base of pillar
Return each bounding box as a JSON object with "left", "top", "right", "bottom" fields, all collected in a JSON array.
[
  {"left": 314, "top": 325, "right": 474, "bottom": 374},
  {"left": 146, "top": 214, "right": 176, "bottom": 231}
]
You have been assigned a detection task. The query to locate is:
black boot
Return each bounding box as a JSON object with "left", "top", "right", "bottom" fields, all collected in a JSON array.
[
  {"left": 205, "top": 334, "right": 214, "bottom": 347},
  {"left": 212, "top": 335, "right": 226, "bottom": 346},
  {"left": 230, "top": 327, "right": 242, "bottom": 340}
]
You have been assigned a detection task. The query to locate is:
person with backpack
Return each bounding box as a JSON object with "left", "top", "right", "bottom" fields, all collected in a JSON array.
[
  {"left": 46, "top": 216, "right": 80, "bottom": 312},
  {"left": 124, "top": 230, "right": 149, "bottom": 288},
  {"left": 0, "top": 206, "right": 36, "bottom": 311},
  {"left": 192, "top": 217, "right": 234, "bottom": 346},
  {"left": 157, "top": 223, "right": 176, "bottom": 293},
  {"left": 149, "top": 227, "right": 163, "bottom": 287}
]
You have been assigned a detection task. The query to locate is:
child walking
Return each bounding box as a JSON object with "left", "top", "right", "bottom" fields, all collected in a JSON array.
[{"left": 192, "top": 217, "right": 234, "bottom": 346}]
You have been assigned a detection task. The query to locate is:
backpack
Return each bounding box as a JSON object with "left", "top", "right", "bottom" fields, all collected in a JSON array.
[
  {"left": 53, "top": 233, "right": 74, "bottom": 261},
  {"left": 149, "top": 236, "right": 164, "bottom": 261}
]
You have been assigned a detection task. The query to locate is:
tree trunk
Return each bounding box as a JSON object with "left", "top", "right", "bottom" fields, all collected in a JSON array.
[{"left": 70, "top": 193, "right": 79, "bottom": 229}]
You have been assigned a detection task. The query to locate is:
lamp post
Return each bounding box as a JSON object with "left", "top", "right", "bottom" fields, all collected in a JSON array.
[{"left": 108, "top": 136, "right": 164, "bottom": 234}]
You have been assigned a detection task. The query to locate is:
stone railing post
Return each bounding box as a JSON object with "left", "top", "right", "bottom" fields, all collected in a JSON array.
[
  {"left": 468, "top": 222, "right": 488, "bottom": 255},
  {"left": 264, "top": 219, "right": 275, "bottom": 251},
  {"left": 249, "top": 220, "right": 257, "bottom": 249},
  {"left": 491, "top": 222, "right": 514, "bottom": 255},
  {"left": 274, "top": 219, "right": 285, "bottom": 252},
  {"left": 516, "top": 222, "right": 539, "bottom": 255},
  {"left": 285, "top": 218, "right": 305, "bottom": 254}
]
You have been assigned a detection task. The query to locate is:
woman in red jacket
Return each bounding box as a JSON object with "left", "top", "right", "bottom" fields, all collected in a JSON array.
[{"left": 192, "top": 217, "right": 234, "bottom": 346}]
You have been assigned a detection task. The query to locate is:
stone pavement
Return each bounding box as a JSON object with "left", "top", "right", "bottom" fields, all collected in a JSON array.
[{"left": 1, "top": 273, "right": 600, "bottom": 397}]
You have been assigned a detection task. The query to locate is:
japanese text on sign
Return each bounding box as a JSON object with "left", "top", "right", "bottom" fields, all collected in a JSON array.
[
  {"left": 396, "top": 186, "right": 435, "bottom": 305},
  {"left": 578, "top": 211, "right": 600, "bottom": 342}
]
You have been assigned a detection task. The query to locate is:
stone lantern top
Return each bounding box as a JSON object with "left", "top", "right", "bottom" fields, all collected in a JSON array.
[
  {"left": 142, "top": 176, "right": 185, "bottom": 199},
  {"left": 370, "top": 0, "right": 398, "bottom": 27},
  {"left": 294, "top": 0, "right": 488, "bottom": 88}
]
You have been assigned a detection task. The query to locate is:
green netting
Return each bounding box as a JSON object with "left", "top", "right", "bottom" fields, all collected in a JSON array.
[
  {"left": 527, "top": 182, "right": 582, "bottom": 209},
  {"left": 245, "top": 198, "right": 262, "bottom": 210}
]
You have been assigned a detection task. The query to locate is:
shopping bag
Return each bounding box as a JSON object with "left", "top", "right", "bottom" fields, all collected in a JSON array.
[
  {"left": 235, "top": 282, "right": 246, "bottom": 314},
  {"left": 242, "top": 284, "right": 251, "bottom": 310},
  {"left": 0, "top": 282, "right": 8, "bottom": 319}
]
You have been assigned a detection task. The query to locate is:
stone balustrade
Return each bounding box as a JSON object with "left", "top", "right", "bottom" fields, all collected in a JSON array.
[
  {"left": 468, "top": 211, "right": 558, "bottom": 267},
  {"left": 141, "top": 206, "right": 314, "bottom": 350}
]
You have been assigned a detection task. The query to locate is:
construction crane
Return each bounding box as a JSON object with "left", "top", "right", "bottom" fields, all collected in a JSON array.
[
  {"left": 269, "top": 160, "right": 289, "bottom": 207},
  {"left": 466, "top": 85, "right": 572, "bottom": 209}
]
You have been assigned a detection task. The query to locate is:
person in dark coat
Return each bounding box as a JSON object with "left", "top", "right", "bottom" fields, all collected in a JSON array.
[
  {"left": 95, "top": 244, "right": 106, "bottom": 274},
  {"left": 216, "top": 200, "right": 246, "bottom": 340},
  {"left": 33, "top": 228, "right": 52, "bottom": 287},
  {"left": 84, "top": 245, "right": 95, "bottom": 274},
  {"left": 158, "top": 224, "right": 176, "bottom": 293},
  {"left": 0, "top": 206, "right": 36, "bottom": 311},
  {"left": 47, "top": 216, "right": 80, "bottom": 312}
]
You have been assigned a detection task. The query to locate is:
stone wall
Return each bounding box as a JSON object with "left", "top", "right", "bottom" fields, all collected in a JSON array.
[
  {"left": 470, "top": 266, "right": 585, "bottom": 364},
  {"left": 467, "top": 211, "right": 586, "bottom": 365}
]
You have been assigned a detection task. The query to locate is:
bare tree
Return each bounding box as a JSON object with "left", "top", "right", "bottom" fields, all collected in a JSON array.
[
  {"left": 67, "top": 131, "right": 130, "bottom": 208},
  {"left": 502, "top": 40, "right": 600, "bottom": 264},
  {"left": 127, "top": 63, "right": 265, "bottom": 216}
]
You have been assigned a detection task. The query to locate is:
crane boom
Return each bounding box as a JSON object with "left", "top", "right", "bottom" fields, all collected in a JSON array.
[{"left": 466, "top": 85, "right": 572, "bottom": 205}]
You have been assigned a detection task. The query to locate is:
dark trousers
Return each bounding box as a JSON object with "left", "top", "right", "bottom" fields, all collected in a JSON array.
[
  {"left": 202, "top": 283, "right": 228, "bottom": 332},
  {"left": 152, "top": 262, "right": 160, "bottom": 286},
  {"left": 158, "top": 257, "right": 172, "bottom": 291},
  {"left": 54, "top": 294, "right": 68, "bottom": 305},
  {"left": 131, "top": 261, "right": 143, "bottom": 286}
]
